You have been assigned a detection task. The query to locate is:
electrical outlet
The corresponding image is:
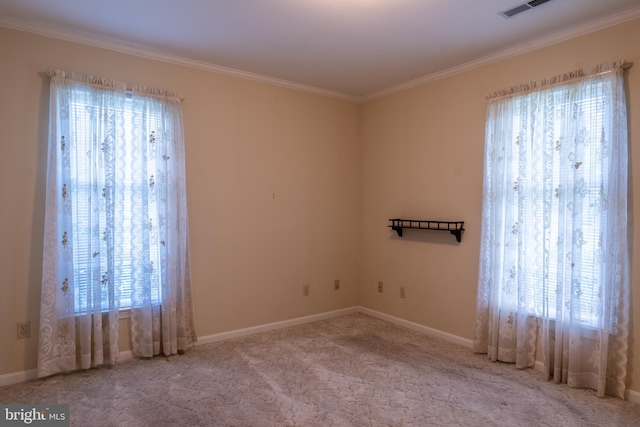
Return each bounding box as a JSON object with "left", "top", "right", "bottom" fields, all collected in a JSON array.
[
  {"left": 378, "top": 281, "right": 384, "bottom": 293},
  {"left": 17, "top": 321, "right": 30, "bottom": 339},
  {"left": 400, "top": 287, "right": 406, "bottom": 299},
  {"left": 334, "top": 279, "right": 340, "bottom": 291},
  {"left": 303, "top": 284, "right": 310, "bottom": 296}
]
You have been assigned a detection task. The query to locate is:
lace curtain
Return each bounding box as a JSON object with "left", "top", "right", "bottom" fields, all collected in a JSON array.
[
  {"left": 38, "top": 71, "right": 196, "bottom": 377},
  {"left": 474, "top": 61, "right": 631, "bottom": 398}
]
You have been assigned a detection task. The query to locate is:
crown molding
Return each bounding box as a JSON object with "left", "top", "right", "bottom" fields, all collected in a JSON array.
[
  {"left": 0, "top": 16, "right": 362, "bottom": 103},
  {"left": 362, "top": 6, "right": 640, "bottom": 102},
  {"left": 2, "top": 6, "right": 639, "bottom": 105}
]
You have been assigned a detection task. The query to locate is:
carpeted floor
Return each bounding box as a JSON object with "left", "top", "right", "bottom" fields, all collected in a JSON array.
[{"left": 1, "top": 313, "right": 639, "bottom": 426}]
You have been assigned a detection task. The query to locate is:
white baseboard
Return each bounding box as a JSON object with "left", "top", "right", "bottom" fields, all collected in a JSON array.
[
  {"left": 118, "top": 350, "right": 133, "bottom": 362},
  {"left": 358, "top": 307, "right": 474, "bottom": 349},
  {"left": 0, "top": 350, "right": 135, "bottom": 388},
  {"left": 3, "top": 306, "right": 640, "bottom": 405},
  {"left": 0, "top": 369, "right": 38, "bottom": 387},
  {"left": 196, "top": 307, "right": 360, "bottom": 346},
  {"left": 627, "top": 389, "right": 640, "bottom": 405}
]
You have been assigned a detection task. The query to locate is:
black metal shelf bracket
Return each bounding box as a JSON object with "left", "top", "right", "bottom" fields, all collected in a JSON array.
[{"left": 388, "top": 218, "right": 465, "bottom": 242}]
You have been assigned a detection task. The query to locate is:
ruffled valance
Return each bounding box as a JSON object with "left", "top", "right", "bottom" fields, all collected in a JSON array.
[
  {"left": 485, "top": 60, "right": 632, "bottom": 101},
  {"left": 47, "top": 70, "right": 184, "bottom": 103}
]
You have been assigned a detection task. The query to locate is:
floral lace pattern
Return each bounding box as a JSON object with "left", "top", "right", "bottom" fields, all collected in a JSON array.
[
  {"left": 38, "top": 71, "right": 196, "bottom": 377},
  {"left": 474, "top": 62, "right": 630, "bottom": 399}
]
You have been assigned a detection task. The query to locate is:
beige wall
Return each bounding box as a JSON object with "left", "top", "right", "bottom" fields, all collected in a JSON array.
[
  {"left": 2, "top": 16, "right": 639, "bottom": 398},
  {"left": 360, "top": 18, "right": 640, "bottom": 395},
  {"left": 0, "top": 27, "right": 360, "bottom": 377}
]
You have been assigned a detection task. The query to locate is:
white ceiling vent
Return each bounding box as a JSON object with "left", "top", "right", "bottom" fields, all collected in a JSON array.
[{"left": 500, "top": 0, "right": 553, "bottom": 18}]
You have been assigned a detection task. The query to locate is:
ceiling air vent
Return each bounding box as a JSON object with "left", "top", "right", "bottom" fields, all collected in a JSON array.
[{"left": 500, "top": 0, "right": 553, "bottom": 19}]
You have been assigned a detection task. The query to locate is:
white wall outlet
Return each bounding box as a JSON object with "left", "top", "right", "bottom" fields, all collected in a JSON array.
[
  {"left": 334, "top": 279, "right": 340, "bottom": 291},
  {"left": 400, "top": 287, "right": 406, "bottom": 299},
  {"left": 17, "top": 321, "right": 30, "bottom": 339},
  {"left": 378, "top": 281, "right": 384, "bottom": 293},
  {"left": 303, "top": 284, "right": 310, "bottom": 296}
]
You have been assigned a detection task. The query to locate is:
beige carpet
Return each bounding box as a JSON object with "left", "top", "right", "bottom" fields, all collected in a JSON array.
[{"left": 1, "top": 313, "right": 639, "bottom": 426}]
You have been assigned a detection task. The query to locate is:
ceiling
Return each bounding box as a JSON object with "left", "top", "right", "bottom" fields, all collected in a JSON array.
[{"left": 1, "top": 0, "right": 639, "bottom": 100}]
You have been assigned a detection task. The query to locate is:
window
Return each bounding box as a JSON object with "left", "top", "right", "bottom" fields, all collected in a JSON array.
[
  {"left": 69, "top": 93, "right": 163, "bottom": 312},
  {"left": 475, "top": 67, "right": 628, "bottom": 337},
  {"left": 506, "top": 89, "right": 607, "bottom": 327},
  {"left": 475, "top": 62, "right": 629, "bottom": 397},
  {"left": 39, "top": 70, "right": 195, "bottom": 375}
]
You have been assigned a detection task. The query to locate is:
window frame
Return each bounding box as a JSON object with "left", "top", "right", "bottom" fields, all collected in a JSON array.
[{"left": 68, "top": 93, "right": 164, "bottom": 314}]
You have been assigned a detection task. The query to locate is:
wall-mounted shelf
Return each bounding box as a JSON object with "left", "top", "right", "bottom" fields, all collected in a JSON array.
[{"left": 388, "top": 218, "right": 465, "bottom": 242}]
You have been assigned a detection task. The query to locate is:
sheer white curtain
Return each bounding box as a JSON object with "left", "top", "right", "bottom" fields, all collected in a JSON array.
[
  {"left": 473, "top": 61, "right": 630, "bottom": 398},
  {"left": 38, "top": 71, "right": 196, "bottom": 377}
]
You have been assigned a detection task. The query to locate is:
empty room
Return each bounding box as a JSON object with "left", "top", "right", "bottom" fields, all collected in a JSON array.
[{"left": 1, "top": 1, "right": 640, "bottom": 425}]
